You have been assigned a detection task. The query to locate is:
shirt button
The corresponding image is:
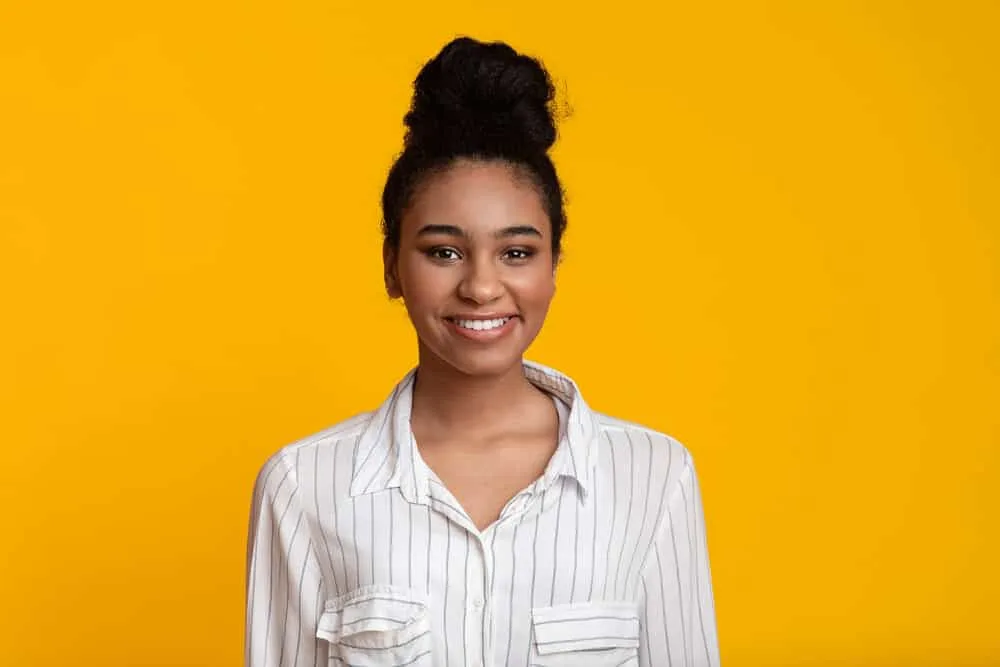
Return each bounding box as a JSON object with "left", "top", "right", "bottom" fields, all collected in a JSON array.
[{"left": 472, "top": 597, "right": 484, "bottom": 609}]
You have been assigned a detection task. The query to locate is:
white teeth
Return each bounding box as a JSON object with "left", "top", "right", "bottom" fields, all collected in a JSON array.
[{"left": 454, "top": 317, "right": 510, "bottom": 331}]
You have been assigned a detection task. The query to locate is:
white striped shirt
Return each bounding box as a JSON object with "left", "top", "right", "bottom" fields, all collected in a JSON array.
[{"left": 245, "top": 360, "right": 720, "bottom": 667}]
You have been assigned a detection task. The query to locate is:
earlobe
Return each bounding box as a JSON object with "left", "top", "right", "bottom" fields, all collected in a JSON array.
[
  {"left": 382, "top": 240, "right": 402, "bottom": 299},
  {"left": 385, "top": 274, "right": 402, "bottom": 299},
  {"left": 384, "top": 266, "right": 402, "bottom": 299}
]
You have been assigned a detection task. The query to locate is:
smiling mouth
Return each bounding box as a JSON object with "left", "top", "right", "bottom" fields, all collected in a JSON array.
[{"left": 445, "top": 316, "right": 515, "bottom": 331}]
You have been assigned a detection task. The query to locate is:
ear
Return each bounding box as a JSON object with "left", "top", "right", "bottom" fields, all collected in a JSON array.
[{"left": 382, "top": 239, "right": 402, "bottom": 299}]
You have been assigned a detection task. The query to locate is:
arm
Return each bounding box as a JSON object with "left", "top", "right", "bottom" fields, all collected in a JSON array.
[
  {"left": 245, "top": 451, "right": 328, "bottom": 667},
  {"left": 638, "top": 457, "right": 720, "bottom": 666}
]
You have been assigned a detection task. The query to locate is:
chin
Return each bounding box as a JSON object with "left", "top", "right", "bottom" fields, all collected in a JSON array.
[
  {"left": 419, "top": 337, "right": 527, "bottom": 379},
  {"left": 443, "top": 349, "right": 525, "bottom": 378},
  {"left": 414, "top": 317, "right": 541, "bottom": 378}
]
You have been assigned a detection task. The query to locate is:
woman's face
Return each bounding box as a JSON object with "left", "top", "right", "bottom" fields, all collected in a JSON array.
[{"left": 385, "top": 158, "right": 556, "bottom": 378}]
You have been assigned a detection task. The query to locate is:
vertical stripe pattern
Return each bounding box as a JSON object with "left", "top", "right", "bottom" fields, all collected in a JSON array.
[{"left": 246, "top": 361, "right": 720, "bottom": 666}]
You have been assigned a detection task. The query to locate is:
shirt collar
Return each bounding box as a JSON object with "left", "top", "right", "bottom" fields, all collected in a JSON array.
[{"left": 349, "top": 360, "right": 600, "bottom": 503}]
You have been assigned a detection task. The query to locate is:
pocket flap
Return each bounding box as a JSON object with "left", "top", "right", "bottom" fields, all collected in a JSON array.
[
  {"left": 317, "top": 585, "right": 428, "bottom": 645},
  {"left": 532, "top": 601, "right": 639, "bottom": 655}
]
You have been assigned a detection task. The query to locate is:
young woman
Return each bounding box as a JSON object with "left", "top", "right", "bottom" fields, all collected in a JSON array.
[{"left": 246, "top": 37, "right": 719, "bottom": 667}]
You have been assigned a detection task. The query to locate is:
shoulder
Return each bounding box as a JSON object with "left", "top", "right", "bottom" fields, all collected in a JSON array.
[
  {"left": 251, "top": 410, "right": 375, "bottom": 495},
  {"left": 591, "top": 410, "right": 695, "bottom": 490}
]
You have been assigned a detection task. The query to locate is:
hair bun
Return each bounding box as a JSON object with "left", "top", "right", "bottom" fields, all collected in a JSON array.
[{"left": 403, "top": 37, "right": 557, "bottom": 156}]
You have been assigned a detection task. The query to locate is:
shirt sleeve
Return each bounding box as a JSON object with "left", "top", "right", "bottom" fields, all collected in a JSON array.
[
  {"left": 638, "top": 455, "right": 721, "bottom": 667},
  {"left": 245, "top": 451, "right": 328, "bottom": 667}
]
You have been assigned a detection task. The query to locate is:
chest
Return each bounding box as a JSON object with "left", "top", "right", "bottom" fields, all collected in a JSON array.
[
  {"left": 420, "top": 433, "right": 557, "bottom": 531},
  {"left": 324, "top": 484, "right": 645, "bottom": 667}
]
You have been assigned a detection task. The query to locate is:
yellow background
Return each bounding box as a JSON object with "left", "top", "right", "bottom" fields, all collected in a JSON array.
[{"left": 2, "top": 1, "right": 997, "bottom": 665}]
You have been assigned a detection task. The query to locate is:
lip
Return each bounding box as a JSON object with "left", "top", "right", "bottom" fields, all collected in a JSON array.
[
  {"left": 443, "top": 314, "right": 519, "bottom": 342},
  {"left": 445, "top": 313, "right": 518, "bottom": 320}
]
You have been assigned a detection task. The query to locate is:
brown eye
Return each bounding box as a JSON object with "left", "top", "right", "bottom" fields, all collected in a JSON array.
[
  {"left": 426, "top": 247, "right": 461, "bottom": 261},
  {"left": 503, "top": 248, "right": 535, "bottom": 261}
]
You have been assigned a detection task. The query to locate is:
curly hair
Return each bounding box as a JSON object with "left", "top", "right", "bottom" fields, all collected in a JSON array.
[{"left": 381, "top": 37, "right": 567, "bottom": 261}]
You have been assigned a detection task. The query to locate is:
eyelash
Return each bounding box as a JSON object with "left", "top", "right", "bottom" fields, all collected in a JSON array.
[
  {"left": 425, "top": 247, "right": 536, "bottom": 262},
  {"left": 427, "top": 247, "right": 460, "bottom": 261},
  {"left": 504, "top": 248, "right": 535, "bottom": 261}
]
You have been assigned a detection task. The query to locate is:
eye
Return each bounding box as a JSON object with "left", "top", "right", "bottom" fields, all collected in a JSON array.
[
  {"left": 426, "top": 246, "right": 461, "bottom": 262},
  {"left": 503, "top": 247, "right": 536, "bottom": 262}
]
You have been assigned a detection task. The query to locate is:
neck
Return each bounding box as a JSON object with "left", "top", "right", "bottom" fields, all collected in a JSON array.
[{"left": 410, "top": 351, "right": 540, "bottom": 434}]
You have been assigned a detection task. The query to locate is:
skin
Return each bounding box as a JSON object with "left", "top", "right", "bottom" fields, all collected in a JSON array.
[{"left": 382, "top": 158, "right": 561, "bottom": 531}]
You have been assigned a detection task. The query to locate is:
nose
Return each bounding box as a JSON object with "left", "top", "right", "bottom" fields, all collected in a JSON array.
[{"left": 457, "top": 255, "right": 504, "bottom": 304}]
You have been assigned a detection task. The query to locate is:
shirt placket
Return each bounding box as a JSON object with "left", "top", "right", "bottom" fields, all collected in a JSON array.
[{"left": 465, "top": 534, "right": 490, "bottom": 667}]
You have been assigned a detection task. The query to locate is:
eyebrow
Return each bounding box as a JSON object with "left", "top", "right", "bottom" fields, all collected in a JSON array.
[{"left": 415, "top": 224, "right": 543, "bottom": 239}]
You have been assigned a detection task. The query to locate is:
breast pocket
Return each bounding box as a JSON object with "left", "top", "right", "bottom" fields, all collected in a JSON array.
[
  {"left": 530, "top": 601, "right": 640, "bottom": 667},
  {"left": 316, "top": 584, "right": 432, "bottom": 666}
]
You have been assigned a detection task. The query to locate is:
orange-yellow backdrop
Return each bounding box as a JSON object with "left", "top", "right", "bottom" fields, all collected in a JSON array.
[{"left": 1, "top": 1, "right": 997, "bottom": 666}]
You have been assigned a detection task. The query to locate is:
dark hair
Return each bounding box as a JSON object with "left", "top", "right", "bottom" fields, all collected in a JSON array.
[{"left": 381, "top": 37, "right": 567, "bottom": 260}]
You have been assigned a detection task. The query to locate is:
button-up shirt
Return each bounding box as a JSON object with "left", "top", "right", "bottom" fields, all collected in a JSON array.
[{"left": 245, "top": 360, "right": 720, "bottom": 666}]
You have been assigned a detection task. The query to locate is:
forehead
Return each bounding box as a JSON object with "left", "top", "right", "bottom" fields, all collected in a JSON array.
[{"left": 403, "top": 159, "right": 549, "bottom": 237}]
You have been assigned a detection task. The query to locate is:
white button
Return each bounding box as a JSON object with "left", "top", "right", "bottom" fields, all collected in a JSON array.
[{"left": 472, "top": 597, "right": 484, "bottom": 609}]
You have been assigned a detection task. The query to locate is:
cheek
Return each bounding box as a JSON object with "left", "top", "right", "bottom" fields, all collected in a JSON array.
[
  {"left": 398, "top": 259, "right": 449, "bottom": 308},
  {"left": 511, "top": 269, "right": 556, "bottom": 308}
]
